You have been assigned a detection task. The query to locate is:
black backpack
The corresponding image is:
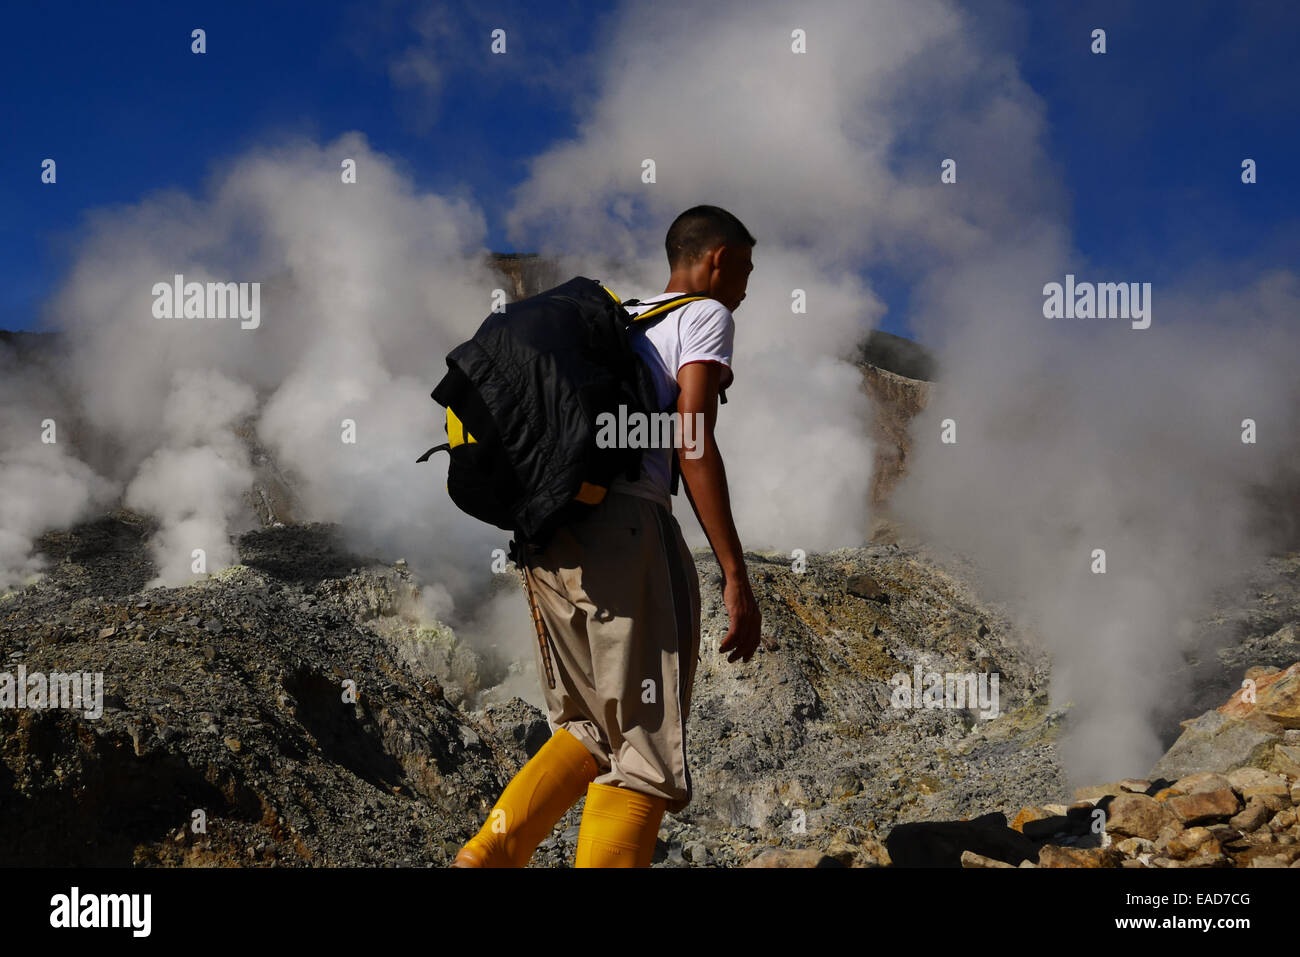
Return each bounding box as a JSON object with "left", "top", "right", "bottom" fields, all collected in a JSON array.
[{"left": 418, "top": 276, "right": 715, "bottom": 546}]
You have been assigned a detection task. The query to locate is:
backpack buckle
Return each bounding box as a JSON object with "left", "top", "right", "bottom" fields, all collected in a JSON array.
[{"left": 507, "top": 537, "right": 538, "bottom": 567}]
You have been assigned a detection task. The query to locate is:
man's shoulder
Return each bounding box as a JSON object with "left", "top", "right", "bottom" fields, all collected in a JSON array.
[
  {"left": 679, "top": 296, "right": 732, "bottom": 324},
  {"left": 659, "top": 297, "right": 734, "bottom": 347},
  {"left": 633, "top": 294, "right": 733, "bottom": 357},
  {"left": 677, "top": 298, "right": 734, "bottom": 353}
]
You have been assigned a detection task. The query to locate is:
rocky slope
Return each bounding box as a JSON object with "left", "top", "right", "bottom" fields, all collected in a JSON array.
[
  {"left": 1, "top": 515, "right": 510, "bottom": 866},
  {"left": 3, "top": 502, "right": 1297, "bottom": 867}
]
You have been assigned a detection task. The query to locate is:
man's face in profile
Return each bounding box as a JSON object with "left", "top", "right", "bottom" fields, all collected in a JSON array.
[{"left": 710, "top": 244, "right": 753, "bottom": 312}]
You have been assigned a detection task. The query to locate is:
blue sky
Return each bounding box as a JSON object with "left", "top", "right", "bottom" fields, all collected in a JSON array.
[{"left": 2, "top": 0, "right": 1296, "bottom": 338}]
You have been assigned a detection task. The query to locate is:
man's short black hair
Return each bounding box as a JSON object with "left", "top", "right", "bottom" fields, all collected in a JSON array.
[{"left": 665, "top": 205, "right": 756, "bottom": 270}]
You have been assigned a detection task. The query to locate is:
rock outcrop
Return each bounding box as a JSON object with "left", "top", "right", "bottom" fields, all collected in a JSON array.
[
  {"left": 7, "top": 508, "right": 1294, "bottom": 866},
  {"left": 0, "top": 516, "right": 538, "bottom": 866}
]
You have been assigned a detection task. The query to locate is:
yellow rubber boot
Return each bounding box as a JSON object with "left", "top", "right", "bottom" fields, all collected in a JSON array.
[
  {"left": 573, "top": 782, "right": 668, "bottom": 868},
  {"left": 452, "top": 727, "right": 599, "bottom": 867}
]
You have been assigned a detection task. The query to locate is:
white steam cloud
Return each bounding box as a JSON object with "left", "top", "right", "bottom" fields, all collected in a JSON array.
[
  {"left": 22, "top": 132, "right": 508, "bottom": 614},
  {"left": 896, "top": 263, "right": 1300, "bottom": 783},
  {"left": 123, "top": 369, "right": 257, "bottom": 587},
  {"left": 0, "top": 347, "right": 116, "bottom": 589}
]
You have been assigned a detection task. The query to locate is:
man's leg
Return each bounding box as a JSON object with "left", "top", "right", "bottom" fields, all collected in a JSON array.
[
  {"left": 573, "top": 780, "right": 667, "bottom": 867},
  {"left": 453, "top": 493, "right": 699, "bottom": 869},
  {"left": 451, "top": 724, "right": 598, "bottom": 867},
  {"left": 451, "top": 531, "right": 606, "bottom": 868},
  {"left": 569, "top": 495, "right": 700, "bottom": 867}
]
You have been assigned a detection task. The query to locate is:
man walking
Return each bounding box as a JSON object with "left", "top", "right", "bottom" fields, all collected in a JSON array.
[{"left": 452, "top": 205, "right": 762, "bottom": 868}]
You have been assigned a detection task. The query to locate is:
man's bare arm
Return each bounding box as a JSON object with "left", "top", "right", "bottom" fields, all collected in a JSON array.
[{"left": 676, "top": 361, "right": 761, "bottom": 663}]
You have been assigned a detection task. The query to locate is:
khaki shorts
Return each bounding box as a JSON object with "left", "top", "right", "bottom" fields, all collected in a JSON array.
[{"left": 522, "top": 491, "right": 702, "bottom": 814}]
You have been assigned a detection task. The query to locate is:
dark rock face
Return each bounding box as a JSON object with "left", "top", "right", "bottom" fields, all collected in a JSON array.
[
  {"left": 860, "top": 329, "right": 936, "bottom": 383},
  {"left": 886, "top": 812, "right": 1038, "bottom": 867},
  {"left": 0, "top": 329, "right": 59, "bottom": 359},
  {"left": 861, "top": 361, "right": 930, "bottom": 514},
  {"left": 489, "top": 253, "right": 563, "bottom": 301}
]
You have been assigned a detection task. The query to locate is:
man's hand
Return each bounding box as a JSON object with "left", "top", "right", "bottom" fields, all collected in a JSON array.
[
  {"left": 676, "top": 360, "right": 762, "bottom": 664},
  {"left": 720, "top": 572, "right": 762, "bottom": 663}
]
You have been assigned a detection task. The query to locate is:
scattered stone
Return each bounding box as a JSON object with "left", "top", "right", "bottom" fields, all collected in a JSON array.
[
  {"left": 1074, "top": 783, "right": 1124, "bottom": 802},
  {"left": 1171, "top": 771, "right": 1233, "bottom": 794},
  {"left": 1229, "top": 800, "right": 1273, "bottom": 835},
  {"left": 1037, "top": 845, "right": 1121, "bottom": 868},
  {"left": 1207, "top": 823, "right": 1242, "bottom": 843},
  {"left": 961, "top": 850, "right": 1014, "bottom": 868},
  {"left": 1166, "top": 788, "right": 1241, "bottom": 826},
  {"left": 744, "top": 848, "right": 843, "bottom": 868},
  {"left": 830, "top": 772, "right": 861, "bottom": 799},
  {"left": 1269, "top": 808, "right": 1297, "bottom": 830},
  {"left": 1113, "top": 836, "right": 1154, "bottom": 856},
  {"left": 1152, "top": 823, "right": 1184, "bottom": 855},
  {"left": 1271, "top": 744, "right": 1300, "bottom": 778},
  {"left": 1249, "top": 852, "right": 1299, "bottom": 868},
  {"left": 1165, "top": 827, "right": 1215, "bottom": 860},
  {"left": 1105, "top": 793, "right": 1177, "bottom": 840},
  {"left": 846, "top": 574, "right": 889, "bottom": 604},
  {"left": 1227, "top": 767, "right": 1289, "bottom": 800}
]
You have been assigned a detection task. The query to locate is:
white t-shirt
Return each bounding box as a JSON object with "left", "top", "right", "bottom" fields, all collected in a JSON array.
[{"left": 608, "top": 291, "right": 735, "bottom": 510}]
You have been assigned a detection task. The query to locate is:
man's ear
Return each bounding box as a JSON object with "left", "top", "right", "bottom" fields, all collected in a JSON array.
[{"left": 705, "top": 246, "right": 725, "bottom": 289}]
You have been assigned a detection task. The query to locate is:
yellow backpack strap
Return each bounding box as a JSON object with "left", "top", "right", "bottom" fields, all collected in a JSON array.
[
  {"left": 446, "top": 406, "right": 476, "bottom": 447},
  {"left": 622, "top": 291, "right": 726, "bottom": 404},
  {"left": 417, "top": 405, "right": 477, "bottom": 462},
  {"left": 628, "top": 295, "right": 708, "bottom": 324}
]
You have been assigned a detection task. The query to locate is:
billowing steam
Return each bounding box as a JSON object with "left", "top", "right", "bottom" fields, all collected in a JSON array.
[{"left": 23, "top": 133, "right": 506, "bottom": 615}]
